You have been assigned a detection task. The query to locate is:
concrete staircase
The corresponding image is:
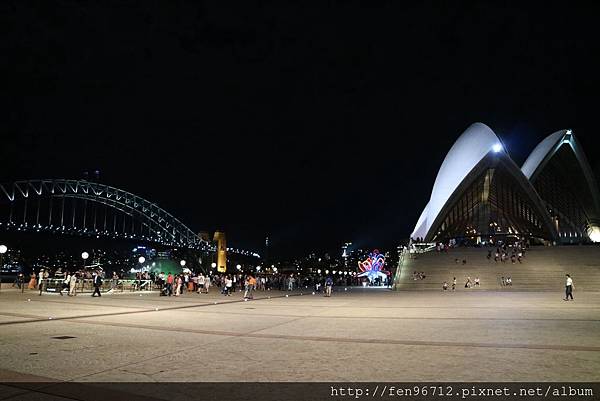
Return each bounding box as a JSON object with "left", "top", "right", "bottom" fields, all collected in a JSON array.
[{"left": 395, "top": 245, "right": 600, "bottom": 291}]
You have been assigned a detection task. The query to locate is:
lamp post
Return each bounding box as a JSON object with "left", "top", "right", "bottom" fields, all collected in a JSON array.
[
  {"left": 180, "top": 260, "right": 186, "bottom": 271},
  {"left": 81, "top": 251, "right": 89, "bottom": 268},
  {"left": 80, "top": 251, "right": 89, "bottom": 292},
  {"left": 0, "top": 245, "right": 7, "bottom": 292}
]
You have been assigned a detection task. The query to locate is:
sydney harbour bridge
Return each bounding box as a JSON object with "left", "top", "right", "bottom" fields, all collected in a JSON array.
[{"left": 0, "top": 179, "right": 259, "bottom": 260}]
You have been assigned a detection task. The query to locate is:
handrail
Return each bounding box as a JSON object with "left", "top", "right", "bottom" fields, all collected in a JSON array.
[{"left": 32, "top": 278, "right": 158, "bottom": 293}]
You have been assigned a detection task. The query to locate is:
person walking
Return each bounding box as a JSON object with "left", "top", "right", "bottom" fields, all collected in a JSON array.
[
  {"left": 197, "top": 274, "right": 205, "bottom": 294},
  {"left": 38, "top": 269, "right": 45, "bottom": 296},
  {"left": 325, "top": 276, "right": 333, "bottom": 297},
  {"left": 111, "top": 272, "right": 119, "bottom": 290},
  {"left": 69, "top": 273, "right": 77, "bottom": 296},
  {"left": 166, "top": 273, "right": 174, "bottom": 296},
  {"left": 204, "top": 275, "right": 211, "bottom": 294},
  {"left": 27, "top": 272, "right": 37, "bottom": 290},
  {"left": 91, "top": 272, "right": 102, "bottom": 297},
  {"left": 244, "top": 275, "right": 257, "bottom": 299},
  {"left": 60, "top": 272, "right": 71, "bottom": 296},
  {"left": 173, "top": 275, "right": 182, "bottom": 297},
  {"left": 564, "top": 274, "right": 574, "bottom": 301},
  {"left": 452, "top": 277, "right": 456, "bottom": 291},
  {"left": 225, "top": 276, "right": 233, "bottom": 296}
]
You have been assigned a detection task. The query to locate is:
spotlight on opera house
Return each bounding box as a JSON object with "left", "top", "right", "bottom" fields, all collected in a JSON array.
[{"left": 411, "top": 123, "right": 600, "bottom": 245}]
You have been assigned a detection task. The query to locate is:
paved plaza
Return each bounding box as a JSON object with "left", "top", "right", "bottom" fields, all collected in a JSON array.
[{"left": 0, "top": 287, "right": 599, "bottom": 382}]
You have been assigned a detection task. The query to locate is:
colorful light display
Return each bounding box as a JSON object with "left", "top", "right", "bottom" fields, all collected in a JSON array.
[{"left": 357, "top": 249, "right": 390, "bottom": 283}]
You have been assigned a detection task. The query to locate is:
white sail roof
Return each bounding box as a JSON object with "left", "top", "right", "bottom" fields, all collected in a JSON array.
[
  {"left": 411, "top": 123, "right": 502, "bottom": 240},
  {"left": 521, "top": 130, "right": 567, "bottom": 179}
]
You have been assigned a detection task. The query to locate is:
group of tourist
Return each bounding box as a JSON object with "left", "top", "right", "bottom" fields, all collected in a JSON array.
[
  {"left": 30, "top": 268, "right": 104, "bottom": 297},
  {"left": 148, "top": 271, "right": 346, "bottom": 298},
  {"left": 487, "top": 243, "right": 526, "bottom": 264},
  {"left": 412, "top": 271, "right": 426, "bottom": 280},
  {"left": 22, "top": 266, "right": 356, "bottom": 298},
  {"left": 442, "top": 276, "right": 480, "bottom": 291}
]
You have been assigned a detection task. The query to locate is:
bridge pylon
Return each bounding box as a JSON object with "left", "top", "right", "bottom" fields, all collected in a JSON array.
[{"left": 213, "top": 231, "right": 227, "bottom": 273}]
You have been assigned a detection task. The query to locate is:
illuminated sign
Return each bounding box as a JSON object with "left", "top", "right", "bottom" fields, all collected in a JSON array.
[{"left": 357, "top": 249, "right": 390, "bottom": 283}]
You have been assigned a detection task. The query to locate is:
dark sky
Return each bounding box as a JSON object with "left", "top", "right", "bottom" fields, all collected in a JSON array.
[{"left": 3, "top": 2, "right": 600, "bottom": 257}]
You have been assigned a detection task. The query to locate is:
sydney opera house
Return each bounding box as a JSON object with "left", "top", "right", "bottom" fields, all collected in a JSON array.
[{"left": 411, "top": 123, "right": 600, "bottom": 245}]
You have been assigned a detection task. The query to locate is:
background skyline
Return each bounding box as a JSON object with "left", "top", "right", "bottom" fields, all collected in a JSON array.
[{"left": 3, "top": 2, "right": 600, "bottom": 257}]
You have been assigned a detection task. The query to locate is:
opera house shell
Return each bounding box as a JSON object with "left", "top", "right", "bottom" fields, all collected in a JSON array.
[{"left": 411, "top": 123, "right": 600, "bottom": 244}]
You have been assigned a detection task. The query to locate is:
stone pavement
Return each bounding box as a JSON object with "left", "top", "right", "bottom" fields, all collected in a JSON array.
[{"left": 0, "top": 287, "right": 599, "bottom": 382}]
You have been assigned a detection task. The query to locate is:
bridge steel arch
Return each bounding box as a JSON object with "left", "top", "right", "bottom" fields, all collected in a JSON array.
[{"left": 0, "top": 179, "right": 208, "bottom": 250}]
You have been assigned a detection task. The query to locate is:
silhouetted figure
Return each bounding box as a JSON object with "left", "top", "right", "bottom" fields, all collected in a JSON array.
[{"left": 564, "top": 274, "right": 574, "bottom": 301}]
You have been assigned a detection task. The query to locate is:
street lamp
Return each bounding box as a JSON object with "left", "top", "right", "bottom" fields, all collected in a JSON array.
[
  {"left": 138, "top": 256, "right": 145, "bottom": 264},
  {"left": 236, "top": 264, "right": 241, "bottom": 271},
  {"left": 0, "top": 245, "right": 7, "bottom": 292},
  {"left": 211, "top": 262, "right": 217, "bottom": 269},
  {"left": 180, "top": 260, "right": 186, "bottom": 267},
  {"left": 256, "top": 266, "right": 261, "bottom": 272},
  {"left": 82, "top": 251, "right": 89, "bottom": 269}
]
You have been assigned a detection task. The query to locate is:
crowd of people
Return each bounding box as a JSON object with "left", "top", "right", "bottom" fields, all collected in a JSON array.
[
  {"left": 487, "top": 242, "right": 527, "bottom": 264},
  {"left": 151, "top": 272, "right": 358, "bottom": 297},
  {"left": 14, "top": 265, "right": 390, "bottom": 298},
  {"left": 412, "top": 271, "right": 426, "bottom": 280},
  {"left": 425, "top": 242, "right": 530, "bottom": 291}
]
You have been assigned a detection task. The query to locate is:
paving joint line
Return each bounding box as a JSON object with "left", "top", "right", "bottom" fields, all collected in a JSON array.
[{"left": 0, "top": 292, "right": 306, "bottom": 327}]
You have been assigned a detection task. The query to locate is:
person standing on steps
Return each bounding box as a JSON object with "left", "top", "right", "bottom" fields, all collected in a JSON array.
[
  {"left": 452, "top": 277, "right": 456, "bottom": 291},
  {"left": 564, "top": 274, "right": 574, "bottom": 301}
]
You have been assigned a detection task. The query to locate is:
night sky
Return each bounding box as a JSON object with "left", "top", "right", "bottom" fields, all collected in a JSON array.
[{"left": 3, "top": 2, "right": 600, "bottom": 257}]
